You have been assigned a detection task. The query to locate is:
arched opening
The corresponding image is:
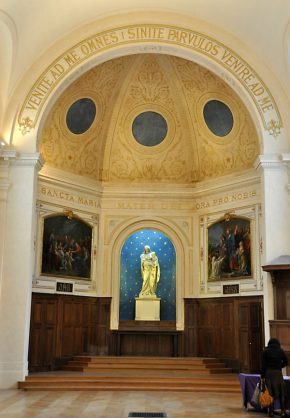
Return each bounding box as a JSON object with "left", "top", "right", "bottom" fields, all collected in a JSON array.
[{"left": 120, "top": 228, "right": 176, "bottom": 321}]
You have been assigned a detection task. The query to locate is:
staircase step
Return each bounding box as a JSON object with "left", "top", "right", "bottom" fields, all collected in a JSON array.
[
  {"left": 19, "top": 384, "right": 241, "bottom": 392},
  {"left": 19, "top": 356, "right": 236, "bottom": 392}
]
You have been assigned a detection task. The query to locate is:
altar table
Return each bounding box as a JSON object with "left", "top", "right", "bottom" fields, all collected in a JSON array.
[{"left": 239, "top": 373, "right": 290, "bottom": 410}]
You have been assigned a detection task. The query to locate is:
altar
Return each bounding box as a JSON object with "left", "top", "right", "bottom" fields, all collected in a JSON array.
[{"left": 239, "top": 373, "right": 290, "bottom": 410}]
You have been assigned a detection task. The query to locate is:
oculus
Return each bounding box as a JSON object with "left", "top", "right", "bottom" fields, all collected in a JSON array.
[
  {"left": 132, "top": 111, "right": 168, "bottom": 146},
  {"left": 66, "top": 98, "right": 96, "bottom": 134},
  {"left": 203, "top": 100, "right": 233, "bottom": 137}
]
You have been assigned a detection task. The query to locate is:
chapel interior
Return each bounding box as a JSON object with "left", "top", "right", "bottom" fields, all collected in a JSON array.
[{"left": 1, "top": 1, "right": 290, "bottom": 416}]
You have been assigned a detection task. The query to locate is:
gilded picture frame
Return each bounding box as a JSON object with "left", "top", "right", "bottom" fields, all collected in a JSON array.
[
  {"left": 207, "top": 215, "right": 251, "bottom": 281},
  {"left": 41, "top": 213, "right": 92, "bottom": 280}
]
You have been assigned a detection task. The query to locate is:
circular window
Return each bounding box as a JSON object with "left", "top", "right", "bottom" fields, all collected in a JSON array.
[
  {"left": 203, "top": 100, "right": 233, "bottom": 137},
  {"left": 66, "top": 98, "right": 96, "bottom": 134},
  {"left": 132, "top": 111, "right": 168, "bottom": 146}
]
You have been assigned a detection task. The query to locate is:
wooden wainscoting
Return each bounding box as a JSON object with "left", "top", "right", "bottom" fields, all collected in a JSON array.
[
  {"left": 184, "top": 296, "right": 264, "bottom": 373},
  {"left": 269, "top": 320, "right": 290, "bottom": 375},
  {"left": 112, "top": 320, "right": 182, "bottom": 357},
  {"left": 28, "top": 293, "right": 111, "bottom": 372},
  {"left": 29, "top": 294, "right": 264, "bottom": 373}
]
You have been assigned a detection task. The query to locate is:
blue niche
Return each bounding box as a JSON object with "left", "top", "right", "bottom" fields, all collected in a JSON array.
[{"left": 119, "top": 229, "right": 176, "bottom": 321}]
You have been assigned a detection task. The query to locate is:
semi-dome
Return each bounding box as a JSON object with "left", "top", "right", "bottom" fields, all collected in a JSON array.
[{"left": 40, "top": 53, "right": 259, "bottom": 184}]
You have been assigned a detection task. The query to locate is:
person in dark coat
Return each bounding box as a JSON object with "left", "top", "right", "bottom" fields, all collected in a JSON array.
[{"left": 261, "top": 338, "right": 289, "bottom": 417}]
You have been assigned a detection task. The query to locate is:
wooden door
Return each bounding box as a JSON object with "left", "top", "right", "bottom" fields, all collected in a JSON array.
[
  {"left": 239, "top": 300, "right": 264, "bottom": 373},
  {"left": 28, "top": 296, "right": 58, "bottom": 371}
]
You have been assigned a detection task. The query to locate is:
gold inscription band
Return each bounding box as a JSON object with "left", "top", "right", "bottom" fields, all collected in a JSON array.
[{"left": 18, "top": 24, "right": 282, "bottom": 136}]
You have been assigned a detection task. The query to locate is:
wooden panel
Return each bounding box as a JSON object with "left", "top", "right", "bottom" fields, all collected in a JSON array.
[
  {"left": 266, "top": 267, "right": 290, "bottom": 373},
  {"left": 269, "top": 320, "right": 290, "bottom": 352},
  {"left": 118, "top": 333, "right": 176, "bottom": 357},
  {"left": 239, "top": 329, "right": 250, "bottom": 370},
  {"left": 28, "top": 293, "right": 110, "bottom": 372},
  {"left": 184, "top": 296, "right": 263, "bottom": 372},
  {"left": 238, "top": 300, "right": 263, "bottom": 373},
  {"left": 29, "top": 327, "right": 42, "bottom": 367},
  {"left": 32, "top": 302, "right": 42, "bottom": 323},
  {"left": 96, "top": 298, "right": 111, "bottom": 355},
  {"left": 46, "top": 302, "right": 57, "bottom": 323},
  {"left": 198, "top": 329, "right": 214, "bottom": 356},
  {"left": 183, "top": 299, "right": 198, "bottom": 356}
]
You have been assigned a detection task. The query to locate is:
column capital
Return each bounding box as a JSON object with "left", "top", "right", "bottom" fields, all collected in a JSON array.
[
  {"left": 11, "top": 152, "right": 44, "bottom": 172},
  {"left": 0, "top": 147, "right": 44, "bottom": 171},
  {"left": 254, "top": 154, "right": 287, "bottom": 170},
  {"left": 0, "top": 146, "right": 17, "bottom": 161}
]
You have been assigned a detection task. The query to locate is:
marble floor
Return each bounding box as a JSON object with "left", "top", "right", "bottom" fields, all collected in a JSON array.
[{"left": 0, "top": 390, "right": 270, "bottom": 418}]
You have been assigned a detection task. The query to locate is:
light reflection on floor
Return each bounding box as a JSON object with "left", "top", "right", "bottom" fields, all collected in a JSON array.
[{"left": 0, "top": 389, "right": 268, "bottom": 418}]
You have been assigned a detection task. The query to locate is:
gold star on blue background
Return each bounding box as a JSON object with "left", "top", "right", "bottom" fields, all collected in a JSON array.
[{"left": 120, "top": 229, "right": 176, "bottom": 320}]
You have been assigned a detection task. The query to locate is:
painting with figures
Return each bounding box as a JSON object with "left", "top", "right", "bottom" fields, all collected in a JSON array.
[
  {"left": 41, "top": 214, "right": 92, "bottom": 279},
  {"left": 208, "top": 216, "right": 251, "bottom": 281}
]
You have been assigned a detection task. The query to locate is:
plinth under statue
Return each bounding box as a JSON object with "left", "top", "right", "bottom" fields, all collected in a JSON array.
[{"left": 135, "top": 245, "right": 160, "bottom": 320}]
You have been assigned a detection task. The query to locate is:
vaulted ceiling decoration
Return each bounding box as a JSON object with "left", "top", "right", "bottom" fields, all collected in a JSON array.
[{"left": 40, "top": 53, "right": 259, "bottom": 184}]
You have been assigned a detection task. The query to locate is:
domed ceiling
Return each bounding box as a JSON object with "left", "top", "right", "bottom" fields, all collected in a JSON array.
[{"left": 40, "top": 54, "right": 259, "bottom": 184}]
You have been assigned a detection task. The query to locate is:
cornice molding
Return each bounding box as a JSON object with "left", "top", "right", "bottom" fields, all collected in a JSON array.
[
  {"left": 0, "top": 146, "right": 17, "bottom": 161},
  {"left": 281, "top": 153, "right": 290, "bottom": 164},
  {"left": 11, "top": 152, "right": 44, "bottom": 171},
  {"left": 254, "top": 154, "right": 287, "bottom": 170},
  {"left": 39, "top": 165, "right": 103, "bottom": 196}
]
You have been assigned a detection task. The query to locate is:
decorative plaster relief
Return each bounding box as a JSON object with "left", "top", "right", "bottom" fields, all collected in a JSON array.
[{"left": 40, "top": 54, "right": 260, "bottom": 183}]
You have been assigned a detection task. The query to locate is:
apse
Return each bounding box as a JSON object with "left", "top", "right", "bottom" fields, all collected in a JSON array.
[{"left": 119, "top": 229, "right": 176, "bottom": 321}]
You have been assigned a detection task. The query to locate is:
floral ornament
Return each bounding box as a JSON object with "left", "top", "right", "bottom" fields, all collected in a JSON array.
[
  {"left": 266, "top": 119, "right": 281, "bottom": 138},
  {"left": 19, "top": 117, "right": 33, "bottom": 135}
]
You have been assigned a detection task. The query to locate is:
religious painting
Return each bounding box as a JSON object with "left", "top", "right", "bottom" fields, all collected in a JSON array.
[
  {"left": 208, "top": 216, "right": 251, "bottom": 281},
  {"left": 41, "top": 214, "right": 92, "bottom": 279}
]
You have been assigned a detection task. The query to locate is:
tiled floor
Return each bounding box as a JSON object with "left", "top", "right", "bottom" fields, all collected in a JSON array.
[{"left": 0, "top": 390, "right": 269, "bottom": 418}]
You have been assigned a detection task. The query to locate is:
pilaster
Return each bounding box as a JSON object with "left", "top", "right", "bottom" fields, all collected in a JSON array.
[
  {"left": 0, "top": 149, "right": 43, "bottom": 388},
  {"left": 255, "top": 154, "right": 290, "bottom": 342}
]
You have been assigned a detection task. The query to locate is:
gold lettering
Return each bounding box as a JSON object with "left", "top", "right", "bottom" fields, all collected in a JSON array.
[
  {"left": 221, "top": 50, "right": 231, "bottom": 62},
  {"left": 50, "top": 63, "right": 65, "bottom": 80},
  {"left": 110, "top": 31, "right": 119, "bottom": 43},
  {"left": 28, "top": 96, "right": 41, "bottom": 106},
  {"left": 179, "top": 31, "right": 188, "bottom": 43},
  {"left": 238, "top": 67, "right": 251, "bottom": 80},
  {"left": 64, "top": 51, "right": 80, "bottom": 66},
  {"left": 248, "top": 82, "right": 264, "bottom": 96},
  {"left": 168, "top": 29, "right": 179, "bottom": 41},
  {"left": 126, "top": 26, "right": 165, "bottom": 40},
  {"left": 258, "top": 97, "right": 274, "bottom": 112},
  {"left": 243, "top": 73, "right": 254, "bottom": 83},
  {"left": 231, "top": 59, "right": 244, "bottom": 72},
  {"left": 80, "top": 43, "right": 90, "bottom": 55},
  {"left": 127, "top": 28, "right": 136, "bottom": 40},
  {"left": 210, "top": 44, "right": 220, "bottom": 56},
  {"left": 102, "top": 34, "right": 111, "bottom": 45}
]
